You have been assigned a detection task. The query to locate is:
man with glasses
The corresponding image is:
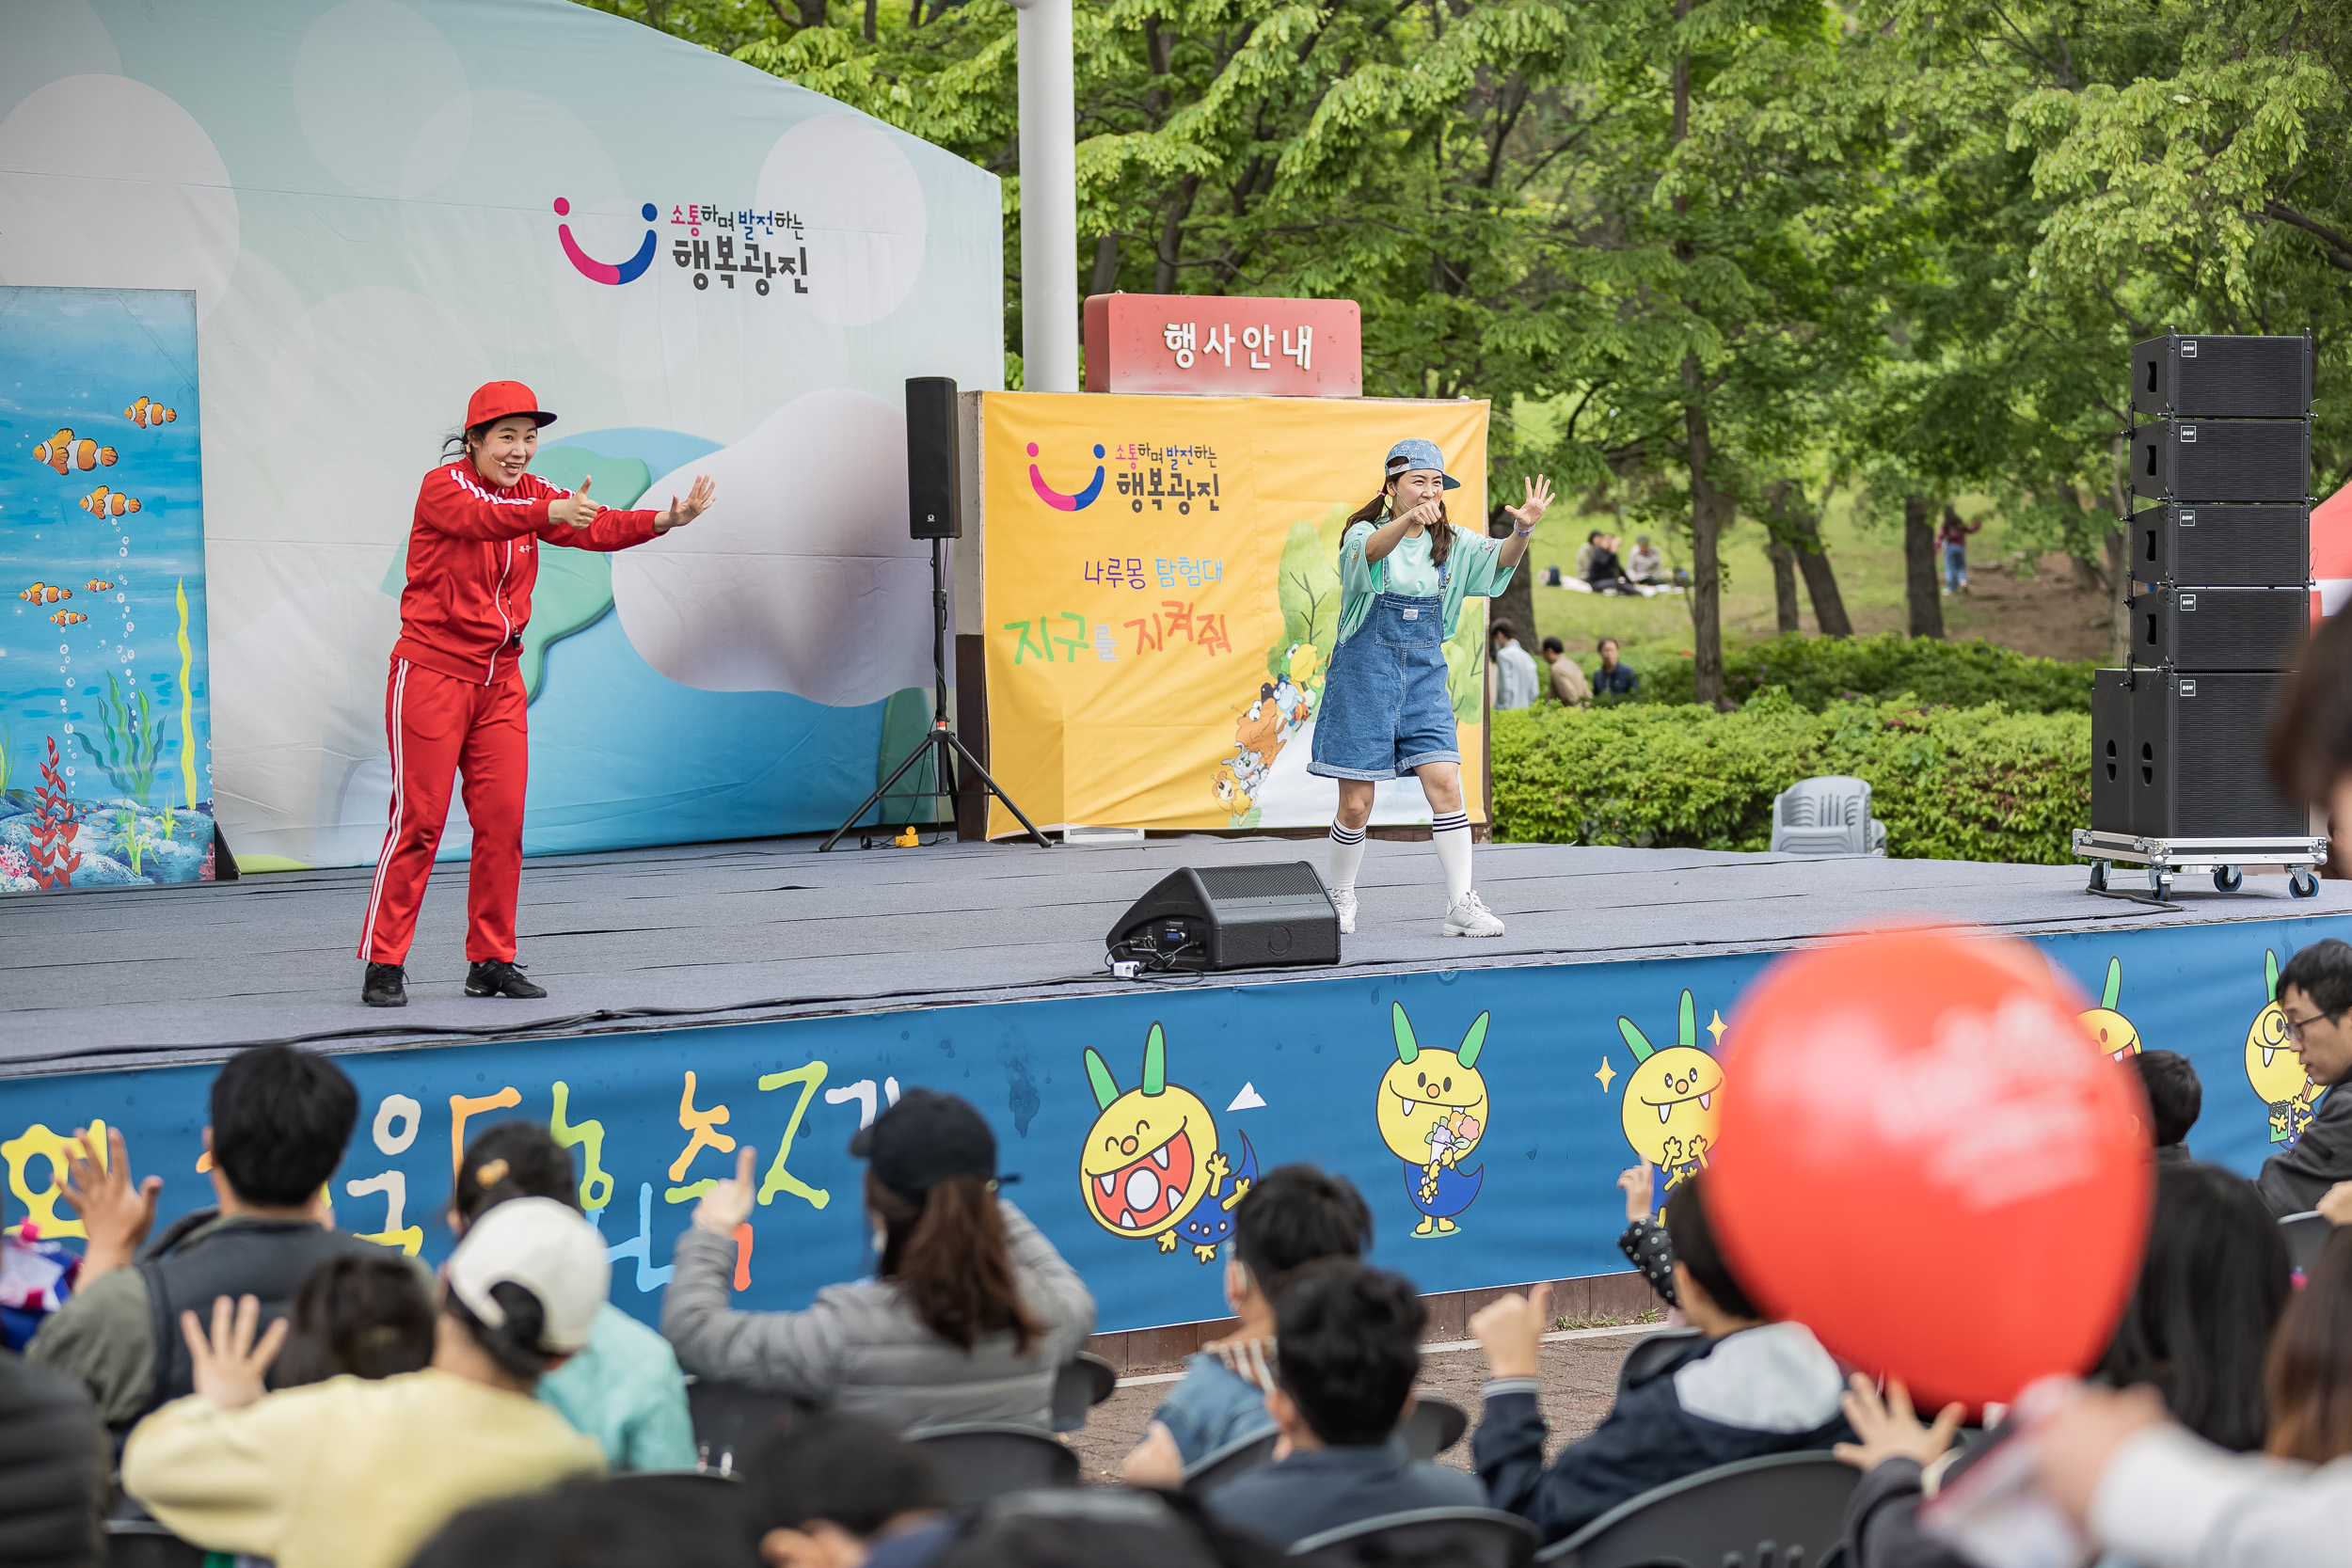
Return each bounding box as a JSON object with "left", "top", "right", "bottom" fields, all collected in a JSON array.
[{"left": 2256, "top": 939, "right": 2352, "bottom": 1217}]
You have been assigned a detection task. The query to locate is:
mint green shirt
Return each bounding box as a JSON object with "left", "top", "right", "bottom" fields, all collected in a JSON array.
[
  {"left": 1336, "top": 518, "right": 1516, "bottom": 645},
  {"left": 535, "top": 1303, "right": 697, "bottom": 1472}
]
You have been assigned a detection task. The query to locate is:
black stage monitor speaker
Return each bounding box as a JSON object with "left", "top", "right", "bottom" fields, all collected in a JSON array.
[
  {"left": 2135, "top": 502, "right": 2311, "bottom": 589},
  {"left": 2132, "top": 333, "right": 2312, "bottom": 420},
  {"left": 2091, "top": 668, "right": 2136, "bottom": 834},
  {"left": 2114, "top": 669, "right": 2304, "bottom": 838},
  {"left": 2131, "top": 419, "right": 2310, "bottom": 504},
  {"left": 2129, "top": 585, "right": 2309, "bottom": 673},
  {"left": 906, "top": 376, "right": 961, "bottom": 539},
  {"left": 1106, "top": 861, "right": 1340, "bottom": 973}
]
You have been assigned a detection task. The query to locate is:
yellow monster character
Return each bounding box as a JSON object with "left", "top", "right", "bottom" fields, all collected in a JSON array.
[
  {"left": 1614, "top": 990, "right": 1724, "bottom": 1188},
  {"left": 2078, "top": 958, "right": 2141, "bottom": 1064},
  {"left": 1080, "top": 1022, "right": 1253, "bottom": 1262},
  {"left": 1286, "top": 641, "right": 1324, "bottom": 695},
  {"left": 1375, "top": 1003, "right": 1491, "bottom": 1238},
  {"left": 1210, "top": 765, "right": 1254, "bottom": 818},
  {"left": 2247, "top": 948, "right": 2324, "bottom": 1146}
]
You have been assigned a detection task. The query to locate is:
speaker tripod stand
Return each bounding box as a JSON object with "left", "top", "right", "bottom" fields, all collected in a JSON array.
[{"left": 818, "top": 538, "right": 1053, "bottom": 853}]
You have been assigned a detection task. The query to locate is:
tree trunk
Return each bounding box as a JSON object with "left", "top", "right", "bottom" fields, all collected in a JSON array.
[
  {"left": 1788, "top": 516, "right": 1852, "bottom": 638},
  {"left": 1764, "top": 534, "right": 1800, "bottom": 633},
  {"left": 1904, "top": 492, "right": 1944, "bottom": 639},
  {"left": 1487, "top": 506, "right": 1539, "bottom": 657},
  {"left": 796, "top": 0, "right": 826, "bottom": 29},
  {"left": 863, "top": 0, "right": 877, "bottom": 41},
  {"left": 1683, "top": 355, "right": 1727, "bottom": 706},
  {"left": 1089, "top": 235, "right": 1120, "bottom": 298}
]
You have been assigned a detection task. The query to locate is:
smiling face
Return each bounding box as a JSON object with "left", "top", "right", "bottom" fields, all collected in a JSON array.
[
  {"left": 1620, "top": 1045, "right": 1723, "bottom": 1167},
  {"left": 469, "top": 415, "right": 539, "bottom": 488},
  {"left": 1080, "top": 1080, "right": 1216, "bottom": 1237},
  {"left": 1376, "top": 1047, "right": 1490, "bottom": 1164},
  {"left": 2078, "top": 1007, "right": 2141, "bottom": 1065},
  {"left": 2245, "top": 995, "right": 2309, "bottom": 1104}
]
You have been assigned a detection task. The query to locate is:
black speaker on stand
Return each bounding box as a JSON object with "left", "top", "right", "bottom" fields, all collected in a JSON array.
[{"left": 819, "top": 379, "right": 1053, "bottom": 852}]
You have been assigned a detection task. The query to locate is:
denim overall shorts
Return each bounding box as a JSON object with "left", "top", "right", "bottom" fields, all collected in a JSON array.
[{"left": 1308, "top": 588, "right": 1459, "bottom": 782}]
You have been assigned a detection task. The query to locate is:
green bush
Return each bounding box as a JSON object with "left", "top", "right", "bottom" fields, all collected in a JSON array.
[
  {"left": 1625, "top": 633, "right": 2095, "bottom": 715},
  {"left": 1492, "top": 690, "right": 2090, "bottom": 863}
]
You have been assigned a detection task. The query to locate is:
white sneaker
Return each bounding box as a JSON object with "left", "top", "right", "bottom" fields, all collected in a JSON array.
[
  {"left": 1332, "top": 888, "right": 1358, "bottom": 935},
  {"left": 1443, "top": 891, "right": 1505, "bottom": 937}
]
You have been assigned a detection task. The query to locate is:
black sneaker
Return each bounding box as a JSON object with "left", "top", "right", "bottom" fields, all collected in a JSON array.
[
  {"left": 466, "top": 958, "right": 547, "bottom": 1000},
  {"left": 361, "top": 963, "right": 407, "bottom": 1008}
]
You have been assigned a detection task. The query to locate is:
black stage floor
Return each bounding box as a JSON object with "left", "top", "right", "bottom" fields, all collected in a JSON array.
[{"left": 4, "top": 834, "right": 2345, "bottom": 1073}]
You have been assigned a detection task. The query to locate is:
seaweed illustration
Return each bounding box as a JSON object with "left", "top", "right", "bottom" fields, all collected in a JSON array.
[
  {"left": 31, "top": 737, "right": 80, "bottom": 890},
  {"left": 72, "top": 671, "right": 164, "bottom": 803},
  {"left": 176, "top": 579, "right": 199, "bottom": 808},
  {"left": 115, "top": 808, "right": 143, "bottom": 876}
]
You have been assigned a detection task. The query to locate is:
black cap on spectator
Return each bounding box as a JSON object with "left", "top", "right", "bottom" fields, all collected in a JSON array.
[{"left": 849, "top": 1088, "right": 1010, "bottom": 1200}]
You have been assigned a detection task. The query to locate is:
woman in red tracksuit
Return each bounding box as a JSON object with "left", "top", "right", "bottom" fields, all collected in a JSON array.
[{"left": 358, "top": 380, "right": 714, "bottom": 1007}]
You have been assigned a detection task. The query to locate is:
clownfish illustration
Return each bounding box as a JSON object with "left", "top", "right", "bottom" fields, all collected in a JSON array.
[
  {"left": 124, "top": 397, "right": 177, "bottom": 428},
  {"left": 51, "top": 610, "right": 87, "bottom": 626},
  {"left": 79, "top": 487, "right": 140, "bottom": 517},
  {"left": 20, "top": 583, "right": 70, "bottom": 604},
  {"left": 32, "top": 430, "right": 117, "bottom": 474},
  {"left": 86, "top": 580, "right": 113, "bottom": 594}
]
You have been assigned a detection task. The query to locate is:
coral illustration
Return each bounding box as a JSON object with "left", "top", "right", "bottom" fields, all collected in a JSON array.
[{"left": 31, "top": 737, "right": 80, "bottom": 891}]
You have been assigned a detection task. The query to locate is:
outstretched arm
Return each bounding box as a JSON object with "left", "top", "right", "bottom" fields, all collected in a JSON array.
[{"left": 1497, "top": 475, "right": 1552, "bottom": 570}]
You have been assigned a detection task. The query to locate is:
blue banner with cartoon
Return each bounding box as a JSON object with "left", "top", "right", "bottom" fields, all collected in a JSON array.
[{"left": 3, "top": 915, "right": 2344, "bottom": 1334}]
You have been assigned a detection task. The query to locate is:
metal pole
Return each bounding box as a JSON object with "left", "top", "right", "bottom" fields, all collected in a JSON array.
[{"left": 1009, "top": 0, "right": 1078, "bottom": 392}]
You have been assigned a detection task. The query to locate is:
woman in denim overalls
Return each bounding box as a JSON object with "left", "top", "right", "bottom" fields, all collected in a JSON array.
[{"left": 1309, "top": 439, "right": 1549, "bottom": 937}]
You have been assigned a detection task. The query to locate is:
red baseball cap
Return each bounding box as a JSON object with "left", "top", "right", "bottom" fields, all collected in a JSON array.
[{"left": 465, "top": 380, "right": 556, "bottom": 430}]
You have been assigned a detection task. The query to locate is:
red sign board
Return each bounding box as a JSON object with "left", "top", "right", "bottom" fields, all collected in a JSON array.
[{"left": 1083, "top": 293, "right": 1362, "bottom": 398}]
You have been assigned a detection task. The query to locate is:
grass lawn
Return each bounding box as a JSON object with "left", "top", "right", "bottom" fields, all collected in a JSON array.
[{"left": 1522, "top": 492, "right": 2114, "bottom": 689}]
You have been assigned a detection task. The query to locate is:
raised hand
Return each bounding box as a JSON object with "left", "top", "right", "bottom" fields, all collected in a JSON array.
[
  {"left": 60, "top": 1125, "right": 162, "bottom": 1283},
  {"left": 1832, "top": 1374, "right": 1963, "bottom": 1474},
  {"left": 1504, "top": 474, "right": 1553, "bottom": 531},
  {"left": 548, "top": 472, "right": 602, "bottom": 530},
  {"left": 692, "top": 1145, "right": 759, "bottom": 1236},
  {"left": 1397, "top": 497, "right": 1445, "bottom": 532},
  {"left": 182, "top": 1292, "right": 288, "bottom": 1411},
  {"left": 1617, "top": 1161, "right": 1655, "bottom": 1225},
  {"left": 1469, "top": 1281, "right": 1551, "bottom": 1381},
  {"left": 657, "top": 474, "right": 718, "bottom": 533}
]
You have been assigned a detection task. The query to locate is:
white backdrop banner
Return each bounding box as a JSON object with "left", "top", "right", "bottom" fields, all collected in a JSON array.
[{"left": 0, "top": 0, "right": 1002, "bottom": 867}]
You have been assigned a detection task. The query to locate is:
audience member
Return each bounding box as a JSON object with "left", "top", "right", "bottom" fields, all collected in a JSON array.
[
  {"left": 1593, "top": 637, "right": 1638, "bottom": 697},
  {"left": 1585, "top": 533, "right": 1637, "bottom": 594},
  {"left": 2254, "top": 940, "right": 2352, "bottom": 1215},
  {"left": 2, "top": 1171, "right": 88, "bottom": 1353},
  {"left": 2267, "top": 606, "right": 2352, "bottom": 879},
  {"left": 1613, "top": 1161, "right": 1677, "bottom": 1309},
  {"left": 1471, "top": 1173, "right": 1847, "bottom": 1543},
  {"left": 1839, "top": 1161, "right": 2290, "bottom": 1568},
  {"left": 408, "top": 1480, "right": 755, "bottom": 1568},
  {"left": 664, "top": 1089, "right": 1093, "bottom": 1431},
  {"left": 2266, "top": 1230, "right": 2352, "bottom": 1464},
  {"left": 32, "top": 1045, "right": 378, "bottom": 1428},
  {"left": 2135, "top": 1051, "right": 2202, "bottom": 1164},
  {"left": 0, "top": 1341, "right": 105, "bottom": 1568},
  {"left": 741, "top": 1410, "right": 952, "bottom": 1568},
  {"left": 1489, "top": 620, "right": 1541, "bottom": 711},
  {"left": 1122, "top": 1164, "right": 1374, "bottom": 1483},
  {"left": 274, "top": 1252, "right": 435, "bottom": 1386},
  {"left": 452, "top": 1120, "right": 694, "bottom": 1471},
  {"left": 121, "top": 1196, "right": 609, "bottom": 1568},
  {"left": 1540, "top": 636, "right": 1592, "bottom": 705},
  {"left": 1573, "top": 534, "right": 1597, "bottom": 582},
  {"left": 1201, "top": 1260, "right": 1482, "bottom": 1546},
  {"left": 1937, "top": 507, "right": 1981, "bottom": 594},
  {"left": 1626, "top": 534, "right": 1662, "bottom": 584},
  {"left": 934, "top": 1489, "right": 1281, "bottom": 1568}
]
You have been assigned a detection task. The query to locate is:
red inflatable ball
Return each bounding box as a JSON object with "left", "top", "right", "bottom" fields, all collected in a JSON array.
[{"left": 1708, "top": 925, "right": 2152, "bottom": 1411}]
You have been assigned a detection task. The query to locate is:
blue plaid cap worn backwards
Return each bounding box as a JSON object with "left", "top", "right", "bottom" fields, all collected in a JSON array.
[{"left": 1384, "top": 437, "right": 1461, "bottom": 490}]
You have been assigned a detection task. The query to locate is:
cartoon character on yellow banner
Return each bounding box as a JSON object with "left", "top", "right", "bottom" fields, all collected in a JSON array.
[
  {"left": 1081, "top": 1022, "right": 1257, "bottom": 1263},
  {"left": 1612, "top": 990, "right": 1724, "bottom": 1190},
  {"left": 2078, "top": 958, "right": 2141, "bottom": 1064},
  {"left": 2247, "top": 949, "right": 2324, "bottom": 1146},
  {"left": 1212, "top": 642, "right": 1327, "bottom": 826},
  {"left": 1375, "top": 1004, "right": 1490, "bottom": 1238}
]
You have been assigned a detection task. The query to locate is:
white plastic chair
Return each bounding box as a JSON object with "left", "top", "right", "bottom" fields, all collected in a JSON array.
[{"left": 1770, "top": 775, "right": 1886, "bottom": 856}]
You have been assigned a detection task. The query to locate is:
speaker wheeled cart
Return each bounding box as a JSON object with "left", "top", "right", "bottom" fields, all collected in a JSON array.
[{"left": 2073, "top": 828, "right": 2326, "bottom": 900}]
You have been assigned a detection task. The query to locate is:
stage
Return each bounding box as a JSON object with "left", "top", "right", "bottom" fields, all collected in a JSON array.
[{"left": 2, "top": 838, "right": 2348, "bottom": 1338}]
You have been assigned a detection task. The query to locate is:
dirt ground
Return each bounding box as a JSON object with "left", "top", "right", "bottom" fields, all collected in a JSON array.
[{"left": 1067, "top": 1328, "right": 1645, "bottom": 1483}]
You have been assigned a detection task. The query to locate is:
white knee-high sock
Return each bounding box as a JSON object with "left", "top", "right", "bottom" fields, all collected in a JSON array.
[
  {"left": 1328, "top": 820, "right": 1368, "bottom": 895},
  {"left": 1431, "top": 811, "right": 1472, "bottom": 903}
]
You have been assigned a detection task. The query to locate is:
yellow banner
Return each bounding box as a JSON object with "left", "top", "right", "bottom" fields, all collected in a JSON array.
[{"left": 980, "top": 393, "right": 1491, "bottom": 835}]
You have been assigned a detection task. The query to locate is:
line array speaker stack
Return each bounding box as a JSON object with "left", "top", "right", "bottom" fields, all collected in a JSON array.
[{"left": 2094, "top": 333, "right": 2312, "bottom": 841}]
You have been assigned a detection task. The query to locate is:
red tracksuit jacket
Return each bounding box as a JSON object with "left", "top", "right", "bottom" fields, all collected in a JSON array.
[{"left": 391, "top": 464, "right": 660, "bottom": 685}]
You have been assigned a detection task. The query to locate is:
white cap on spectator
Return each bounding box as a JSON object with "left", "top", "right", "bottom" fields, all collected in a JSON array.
[{"left": 445, "top": 1196, "right": 609, "bottom": 1354}]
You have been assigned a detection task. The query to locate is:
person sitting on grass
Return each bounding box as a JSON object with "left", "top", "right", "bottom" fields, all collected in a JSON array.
[
  {"left": 121, "top": 1196, "right": 610, "bottom": 1568},
  {"left": 2136, "top": 1051, "right": 2202, "bottom": 1165},
  {"left": 1122, "top": 1164, "right": 1375, "bottom": 1484},
  {"left": 1470, "top": 1173, "right": 1848, "bottom": 1544},
  {"left": 1200, "top": 1260, "right": 1483, "bottom": 1547},
  {"left": 741, "top": 1410, "right": 954, "bottom": 1568},
  {"left": 33, "top": 1045, "right": 383, "bottom": 1430}
]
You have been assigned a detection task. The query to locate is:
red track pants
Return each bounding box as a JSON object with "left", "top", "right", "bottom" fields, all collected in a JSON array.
[{"left": 358, "top": 658, "right": 528, "bottom": 965}]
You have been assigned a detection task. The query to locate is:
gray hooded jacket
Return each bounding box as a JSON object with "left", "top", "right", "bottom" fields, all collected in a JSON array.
[{"left": 660, "top": 1201, "right": 1095, "bottom": 1432}]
